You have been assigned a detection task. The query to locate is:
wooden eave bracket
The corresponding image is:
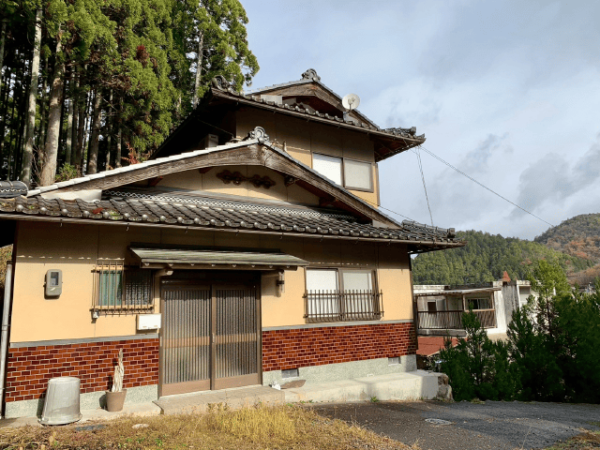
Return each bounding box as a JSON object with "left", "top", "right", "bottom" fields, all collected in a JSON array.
[{"left": 147, "top": 177, "right": 163, "bottom": 187}]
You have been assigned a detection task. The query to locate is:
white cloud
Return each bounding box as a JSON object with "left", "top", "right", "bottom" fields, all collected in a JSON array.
[{"left": 243, "top": 0, "right": 600, "bottom": 239}]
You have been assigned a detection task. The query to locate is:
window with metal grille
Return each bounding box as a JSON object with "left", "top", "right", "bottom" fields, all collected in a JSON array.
[
  {"left": 93, "top": 261, "right": 153, "bottom": 313},
  {"left": 304, "top": 269, "right": 383, "bottom": 323}
]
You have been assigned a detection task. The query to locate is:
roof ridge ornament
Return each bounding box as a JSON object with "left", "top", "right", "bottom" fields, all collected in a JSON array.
[
  {"left": 301, "top": 68, "right": 321, "bottom": 82},
  {"left": 247, "top": 126, "right": 270, "bottom": 144},
  {"left": 384, "top": 126, "right": 417, "bottom": 136},
  {"left": 211, "top": 75, "right": 230, "bottom": 91}
]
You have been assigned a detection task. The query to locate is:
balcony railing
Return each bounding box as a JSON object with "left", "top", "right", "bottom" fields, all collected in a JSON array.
[
  {"left": 417, "top": 309, "right": 496, "bottom": 330},
  {"left": 304, "top": 290, "right": 383, "bottom": 323}
]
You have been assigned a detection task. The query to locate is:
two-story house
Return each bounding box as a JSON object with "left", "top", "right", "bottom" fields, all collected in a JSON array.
[{"left": 0, "top": 69, "right": 464, "bottom": 418}]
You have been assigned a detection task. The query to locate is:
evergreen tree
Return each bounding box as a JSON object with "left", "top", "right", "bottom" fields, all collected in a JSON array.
[{"left": 0, "top": 0, "right": 259, "bottom": 184}]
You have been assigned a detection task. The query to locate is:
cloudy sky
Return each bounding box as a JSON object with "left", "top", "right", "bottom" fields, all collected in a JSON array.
[{"left": 242, "top": 0, "right": 600, "bottom": 240}]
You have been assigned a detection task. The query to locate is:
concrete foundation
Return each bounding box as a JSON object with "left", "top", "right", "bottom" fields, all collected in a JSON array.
[
  {"left": 262, "top": 355, "right": 417, "bottom": 387},
  {"left": 4, "top": 384, "right": 159, "bottom": 419}
]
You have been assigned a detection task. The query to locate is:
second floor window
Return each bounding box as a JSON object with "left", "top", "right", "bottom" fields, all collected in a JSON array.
[
  {"left": 304, "top": 268, "right": 383, "bottom": 322},
  {"left": 312, "top": 153, "right": 373, "bottom": 192}
]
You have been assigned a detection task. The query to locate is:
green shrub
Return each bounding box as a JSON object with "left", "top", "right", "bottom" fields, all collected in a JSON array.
[{"left": 439, "top": 260, "right": 600, "bottom": 404}]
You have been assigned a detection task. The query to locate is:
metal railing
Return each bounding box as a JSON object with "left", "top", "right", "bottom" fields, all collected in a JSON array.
[
  {"left": 304, "top": 290, "right": 383, "bottom": 323},
  {"left": 417, "top": 309, "right": 496, "bottom": 330}
]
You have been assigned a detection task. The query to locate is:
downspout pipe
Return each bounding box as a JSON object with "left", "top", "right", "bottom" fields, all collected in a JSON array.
[{"left": 0, "top": 261, "right": 13, "bottom": 418}]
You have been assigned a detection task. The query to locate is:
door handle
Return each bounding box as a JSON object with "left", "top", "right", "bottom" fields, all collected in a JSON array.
[{"left": 212, "top": 332, "right": 215, "bottom": 344}]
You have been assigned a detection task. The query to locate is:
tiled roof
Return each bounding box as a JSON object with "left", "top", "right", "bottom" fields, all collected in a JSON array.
[
  {"left": 244, "top": 68, "right": 381, "bottom": 129},
  {"left": 24, "top": 129, "right": 413, "bottom": 230},
  {"left": 212, "top": 75, "right": 425, "bottom": 144},
  {"left": 0, "top": 193, "right": 463, "bottom": 250},
  {"left": 26, "top": 139, "right": 258, "bottom": 197}
]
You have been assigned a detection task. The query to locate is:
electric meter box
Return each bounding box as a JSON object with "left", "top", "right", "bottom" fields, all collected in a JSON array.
[
  {"left": 45, "top": 269, "right": 62, "bottom": 297},
  {"left": 137, "top": 314, "right": 161, "bottom": 330}
]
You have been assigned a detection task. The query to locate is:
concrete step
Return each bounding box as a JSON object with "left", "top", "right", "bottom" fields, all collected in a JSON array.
[
  {"left": 283, "top": 370, "right": 441, "bottom": 404},
  {"left": 154, "top": 385, "right": 285, "bottom": 415}
]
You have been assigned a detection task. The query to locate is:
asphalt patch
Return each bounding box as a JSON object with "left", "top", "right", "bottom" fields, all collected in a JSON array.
[{"left": 312, "top": 400, "right": 600, "bottom": 450}]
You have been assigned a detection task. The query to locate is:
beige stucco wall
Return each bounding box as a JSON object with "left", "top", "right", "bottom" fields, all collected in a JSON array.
[
  {"left": 157, "top": 166, "right": 320, "bottom": 206},
  {"left": 10, "top": 221, "right": 412, "bottom": 343},
  {"left": 235, "top": 108, "right": 379, "bottom": 206}
]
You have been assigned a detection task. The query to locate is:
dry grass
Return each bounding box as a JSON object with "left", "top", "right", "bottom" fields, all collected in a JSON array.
[
  {"left": 0, "top": 404, "right": 418, "bottom": 450},
  {"left": 543, "top": 430, "right": 600, "bottom": 450}
]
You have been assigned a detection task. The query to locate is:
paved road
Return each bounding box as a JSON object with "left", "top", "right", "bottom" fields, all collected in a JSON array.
[{"left": 312, "top": 400, "right": 600, "bottom": 450}]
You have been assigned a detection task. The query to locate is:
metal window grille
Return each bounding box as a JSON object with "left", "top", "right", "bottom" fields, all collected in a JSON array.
[
  {"left": 303, "top": 290, "right": 383, "bottom": 323},
  {"left": 93, "top": 261, "right": 153, "bottom": 314}
]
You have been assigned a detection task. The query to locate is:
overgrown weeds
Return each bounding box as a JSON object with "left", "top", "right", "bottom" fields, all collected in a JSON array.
[
  {"left": 544, "top": 430, "right": 600, "bottom": 449},
  {"left": 0, "top": 404, "right": 416, "bottom": 449}
]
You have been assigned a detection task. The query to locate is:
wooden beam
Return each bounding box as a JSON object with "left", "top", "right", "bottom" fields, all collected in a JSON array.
[{"left": 147, "top": 177, "right": 163, "bottom": 187}]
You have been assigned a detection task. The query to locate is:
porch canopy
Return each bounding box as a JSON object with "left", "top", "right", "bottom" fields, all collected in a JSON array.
[{"left": 130, "top": 247, "right": 309, "bottom": 270}]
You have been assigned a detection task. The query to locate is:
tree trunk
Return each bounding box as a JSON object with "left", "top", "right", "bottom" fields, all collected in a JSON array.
[
  {"left": 20, "top": 7, "right": 42, "bottom": 185},
  {"left": 81, "top": 93, "right": 92, "bottom": 172},
  {"left": 37, "top": 56, "right": 49, "bottom": 150},
  {"left": 105, "top": 91, "right": 113, "bottom": 169},
  {"left": 0, "top": 18, "right": 7, "bottom": 97},
  {"left": 116, "top": 123, "right": 122, "bottom": 167},
  {"left": 76, "top": 88, "right": 87, "bottom": 168},
  {"left": 65, "top": 72, "right": 74, "bottom": 165},
  {"left": 87, "top": 89, "right": 102, "bottom": 174},
  {"left": 0, "top": 68, "right": 10, "bottom": 178},
  {"left": 71, "top": 72, "right": 79, "bottom": 166},
  {"left": 39, "top": 37, "right": 65, "bottom": 186},
  {"left": 192, "top": 31, "right": 204, "bottom": 107}
]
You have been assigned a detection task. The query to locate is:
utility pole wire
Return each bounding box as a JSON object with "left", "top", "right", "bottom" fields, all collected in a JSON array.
[
  {"left": 418, "top": 145, "right": 555, "bottom": 228},
  {"left": 413, "top": 147, "right": 434, "bottom": 227}
]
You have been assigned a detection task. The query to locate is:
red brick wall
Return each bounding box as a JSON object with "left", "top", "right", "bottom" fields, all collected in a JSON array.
[
  {"left": 5, "top": 338, "right": 159, "bottom": 403},
  {"left": 262, "top": 322, "right": 416, "bottom": 372}
]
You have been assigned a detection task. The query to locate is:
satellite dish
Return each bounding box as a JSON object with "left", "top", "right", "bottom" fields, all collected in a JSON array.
[{"left": 342, "top": 93, "right": 360, "bottom": 111}]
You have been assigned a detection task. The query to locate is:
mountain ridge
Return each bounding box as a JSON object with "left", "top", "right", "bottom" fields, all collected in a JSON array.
[{"left": 412, "top": 215, "right": 598, "bottom": 285}]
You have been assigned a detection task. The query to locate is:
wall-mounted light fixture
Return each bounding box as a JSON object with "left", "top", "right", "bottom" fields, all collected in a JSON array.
[{"left": 276, "top": 270, "right": 285, "bottom": 296}]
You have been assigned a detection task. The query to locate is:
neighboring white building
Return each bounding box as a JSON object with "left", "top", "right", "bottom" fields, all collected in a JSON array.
[{"left": 413, "top": 277, "right": 535, "bottom": 339}]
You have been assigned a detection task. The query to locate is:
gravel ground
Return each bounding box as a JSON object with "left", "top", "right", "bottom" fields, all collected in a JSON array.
[{"left": 312, "top": 400, "right": 600, "bottom": 450}]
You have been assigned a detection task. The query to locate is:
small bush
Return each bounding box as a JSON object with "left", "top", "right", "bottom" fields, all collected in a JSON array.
[{"left": 55, "top": 163, "right": 80, "bottom": 182}]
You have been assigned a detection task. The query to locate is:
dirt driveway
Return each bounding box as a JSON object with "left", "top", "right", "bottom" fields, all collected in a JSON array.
[{"left": 312, "top": 400, "right": 600, "bottom": 450}]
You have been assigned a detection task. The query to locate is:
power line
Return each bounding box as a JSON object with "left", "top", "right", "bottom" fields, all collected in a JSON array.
[
  {"left": 418, "top": 145, "right": 555, "bottom": 228},
  {"left": 413, "top": 147, "right": 434, "bottom": 227},
  {"left": 378, "top": 204, "right": 415, "bottom": 222}
]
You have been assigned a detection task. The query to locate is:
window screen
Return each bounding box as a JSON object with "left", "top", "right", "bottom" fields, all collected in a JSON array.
[
  {"left": 98, "top": 269, "right": 123, "bottom": 307},
  {"left": 342, "top": 271, "right": 374, "bottom": 317},
  {"left": 343, "top": 159, "right": 372, "bottom": 191},
  {"left": 306, "top": 269, "right": 340, "bottom": 319},
  {"left": 95, "top": 263, "right": 153, "bottom": 313},
  {"left": 341, "top": 271, "right": 373, "bottom": 291},
  {"left": 306, "top": 269, "right": 338, "bottom": 291},
  {"left": 312, "top": 154, "right": 342, "bottom": 185}
]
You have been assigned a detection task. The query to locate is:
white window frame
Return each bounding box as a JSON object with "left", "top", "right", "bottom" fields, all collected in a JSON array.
[
  {"left": 312, "top": 153, "right": 374, "bottom": 193},
  {"left": 304, "top": 268, "right": 382, "bottom": 322}
]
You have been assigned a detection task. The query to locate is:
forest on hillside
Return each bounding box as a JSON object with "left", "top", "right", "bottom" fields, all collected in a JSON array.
[
  {"left": 411, "top": 230, "right": 595, "bottom": 285},
  {"left": 534, "top": 213, "right": 600, "bottom": 285},
  {"left": 0, "top": 0, "right": 258, "bottom": 187}
]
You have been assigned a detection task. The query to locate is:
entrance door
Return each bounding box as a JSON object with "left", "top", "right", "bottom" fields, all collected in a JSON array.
[{"left": 160, "top": 276, "right": 261, "bottom": 397}]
